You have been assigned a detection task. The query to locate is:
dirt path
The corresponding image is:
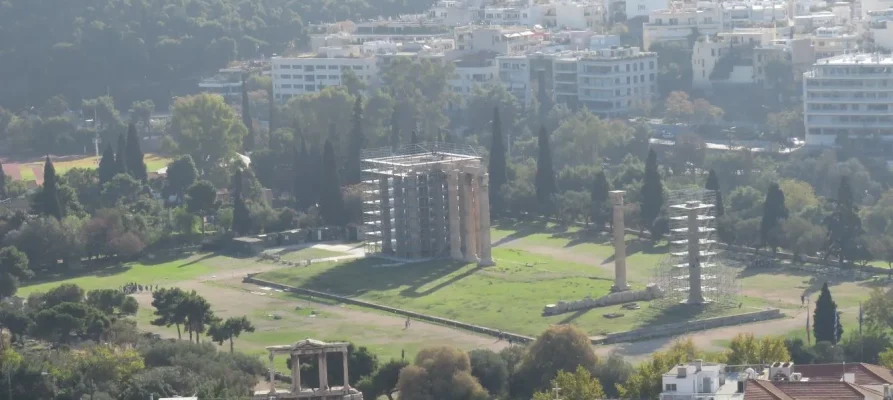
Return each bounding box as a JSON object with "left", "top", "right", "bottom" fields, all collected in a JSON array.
[
  {"left": 1, "top": 163, "right": 20, "bottom": 180},
  {"left": 132, "top": 258, "right": 508, "bottom": 353}
]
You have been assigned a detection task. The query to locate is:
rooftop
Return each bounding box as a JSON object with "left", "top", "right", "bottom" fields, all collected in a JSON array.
[
  {"left": 744, "top": 379, "right": 883, "bottom": 400},
  {"left": 816, "top": 53, "right": 893, "bottom": 65}
]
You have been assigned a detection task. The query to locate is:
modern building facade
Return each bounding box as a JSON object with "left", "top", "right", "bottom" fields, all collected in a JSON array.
[
  {"left": 803, "top": 54, "right": 893, "bottom": 146},
  {"left": 271, "top": 48, "right": 378, "bottom": 102},
  {"left": 643, "top": 6, "right": 723, "bottom": 50}
]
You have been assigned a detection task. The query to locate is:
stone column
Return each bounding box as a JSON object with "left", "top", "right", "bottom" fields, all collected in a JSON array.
[
  {"left": 393, "top": 177, "right": 406, "bottom": 257},
  {"left": 477, "top": 174, "right": 493, "bottom": 266},
  {"left": 342, "top": 350, "right": 350, "bottom": 390},
  {"left": 430, "top": 173, "right": 446, "bottom": 256},
  {"left": 318, "top": 353, "right": 329, "bottom": 390},
  {"left": 448, "top": 171, "right": 463, "bottom": 260},
  {"left": 406, "top": 175, "right": 421, "bottom": 258},
  {"left": 463, "top": 173, "right": 479, "bottom": 262},
  {"left": 268, "top": 351, "right": 276, "bottom": 394},
  {"left": 610, "top": 191, "right": 630, "bottom": 292},
  {"left": 292, "top": 354, "right": 302, "bottom": 393},
  {"left": 686, "top": 201, "right": 706, "bottom": 304},
  {"left": 379, "top": 177, "right": 392, "bottom": 254}
]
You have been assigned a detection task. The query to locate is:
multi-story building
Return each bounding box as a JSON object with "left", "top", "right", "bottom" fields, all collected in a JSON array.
[
  {"left": 627, "top": 0, "right": 671, "bottom": 19},
  {"left": 753, "top": 37, "right": 816, "bottom": 86},
  {"left": 862, "top": 0, "right": 893, "bottom": 19},
  {"left": 454, "top": 26, "right": 544, "bottom": 55},
  {"left": 868, "top": 9, "right": 893, "bottom": 51},
  {"left": 271, "top": 47, "right": 379, "bottom": 102},
  {"left": 198, "top": 61, "right": 270, "bottom": 99},
  {"left": 497, "top": 55, "right": 532, "bottom": 102},
  {"left": 720, "top": 0, "right": 789, "bottom": 29},
  {"left": 802, "top": 53, "right": 893, "bottom": 146},
  {"left": 811, "top": 26, "right": 859, "bottom": 58},
  {"left": 692, "top": 30, "right": 775, "bottom": 89},
  {"left": 643, "top": 6, "right": 722, "bottom": 50},
  {"left": 449, "top": 52, "right": 500, "bottom": 95},
  {"left": 660, "top": 360, "right": 741, "bottom": 400}
]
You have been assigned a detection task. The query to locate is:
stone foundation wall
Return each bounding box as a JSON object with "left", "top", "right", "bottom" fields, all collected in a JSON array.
[
  {"left": 543, "top": 284, "right": 663, "bottom": 316},
  {"left": 592, "top": 309, "right": 784, "bottom": 344}
]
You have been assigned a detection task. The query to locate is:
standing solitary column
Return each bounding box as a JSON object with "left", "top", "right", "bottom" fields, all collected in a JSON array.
[
  {"left": 379, "top": 177, "right": 392, "bottom": 254},
  {"left": 477, "top": 174, "right": 493, "bottom": 265},
  {"left": 268, "top": 351, "right": 276, "bottom": 394},
  {"left": 464, "top": 173, "right": 479, "bottom": 262},
  {"left": 448, "top": 171, "right": 463, "bottom": 260},
  {"left": 610, "top": 191, "right": 629, "bottom": 292},
  {"left": 342, "top": 350, "right": 350, "bottom": 391}
]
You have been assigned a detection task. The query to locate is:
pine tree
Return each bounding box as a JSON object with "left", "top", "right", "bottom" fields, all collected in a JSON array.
[
  {"left": 0, "top": 159, "right": 7, "bottom": 199},
  {"left": 641, "top": 149, "right": 664, "bottom": 234},
  {"left": 115, "top": 133, "right": 127, "bottom": 176},
  {"left": 98, "top": 144, "right": 116, "bottom": 186},
  {"left": 390, "top": 104, "right": 400, "bottom": 150},
  {"left": 535, "top": 125, "right": 556, "bottom": 209},
  {"left": 410, "top": 130, "right": 419, "bottom": 145},
  {"left": 125, "top": 122, "right": 148, "bottom": 181},
  {"left": 319, "top": 139, "right": 346, "bottom": 226},
  {"left": 760, "top": 182, "right": 788, "bottom": 252},
  {"left": 488, "top": 107, "right": 507, "bottom": 217},
  {"left": 39, "top": 156, "right": 63, "bottom": 220},
  {"left": 590, "top": 170, "right": 611, "bottom": 228},
  {"left": 231, "top": 169, "right": 252, "bottom": 235},
  {"left": 813, "top": 281, "right": 843, "bottom": 344},
  {"left": 345, "top": 96, "right": 364, "bottom": 185},
  {"left": 825, "top": 176, "right": 864, "bottom": 265},
  {"left": 704, "top": 169, "right": 724, "bottom": 216},
  {"left": 241, "top": 75, "right": 255, "bottom": 153}
]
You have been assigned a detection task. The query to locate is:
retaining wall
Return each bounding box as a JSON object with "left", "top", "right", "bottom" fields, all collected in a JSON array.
[
  {"left": 593, "top": 308, "right": 784, "bottom": 344},
  {"left": 244, "top": 276, "right": 535, "bottom": 344}
]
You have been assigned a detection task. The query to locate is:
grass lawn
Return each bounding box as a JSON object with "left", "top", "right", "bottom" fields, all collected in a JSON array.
[
  {"left": 7, "top": 154, "right": 172, "bottom": 182},
  {"left": 279, "top": 247, "right": 348, "bottom": 262},
  {"left": 18, "top": 253, "right": 245, "bottom": 295}
]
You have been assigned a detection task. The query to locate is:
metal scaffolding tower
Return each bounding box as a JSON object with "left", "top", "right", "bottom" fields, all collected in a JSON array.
[
  {"left": 652, "top": 188, "right": 738, "bottom": 306},
  {"left": 360, "top": 142, "right": 492, "bottom": 264}
]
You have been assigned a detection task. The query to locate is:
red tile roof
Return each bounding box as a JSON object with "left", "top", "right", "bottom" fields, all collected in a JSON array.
[
  {"left": 744, "top": 379, "right": 883, "bottom": 400},
  {"left": 793, "top": 363, "right": 893, "bottom": 386}
]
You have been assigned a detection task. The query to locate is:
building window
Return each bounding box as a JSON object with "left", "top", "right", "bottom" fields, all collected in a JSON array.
[
  {"left": 281, "top": 84, "right": 292, "bottom": 89},
  {"left": 614, "top": 65, "right": 619, "bottom": 72},
  {"left": 634, "top": 76, "right": 638, "bottom": 83},
  {"left": 633, "top": 63, "right": 638, "bottom": 71},
  {"left": 281, "top": 65, "right": 291, "bottom": 69},
  {"left": 281, "top": 74, "right": 291, "bottom": 79},
  {"left": 328, "top": 65, "right": 338, "bottom": 70},
  {"left": 627, "top": 76, "right": 631, "bottom": 84},
  {"left": 329, "top": 75, "right": 339, "bottom": 79},
  {"left": 651, "top": 73, "right": 655, "bottom": 81},
  {"left": 665, "top": 384, "right": 677, "bottom": 391},
  {"left": 305, "top": 66, "right": 315, "bottom": 72},
  {"left": 353, "top": 65, "right": 363, "bottom": 70},
  {"left": 650, "top": 61, "right": 655, "bottom": 69},
  {"left": 626, "top": 64, "right": 630, "bottom": 72}
]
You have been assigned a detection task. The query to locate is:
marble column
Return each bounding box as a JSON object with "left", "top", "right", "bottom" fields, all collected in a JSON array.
[
  {"left": 318, "top": 353, "right": 329, "bottom": 390},
  {"left": 610, "top": 191, "right": 630, "bottom": 292},
  {"left": 686, "top": 201, "right": 706, "bottom": 304},
  {"left": 292, "top": 354, "right": 301, "bottom": 393},
  {"left": 393, "top": 177, "right": 406, "bottom": 257},
  {"left": 406, "top": 175, "right": 421, "bottom": 258},
  {"left": 448, "top": 171, "right": 463, "bottom": 260},
  {"left": 463, "top": 173, "right": 479, "bottom": 262},
  {"left": 268, "top": 351, "right": 276, "bottom": 394},
  {"left": 379, "top": 177, "right": 392, "bottom": 254},
  {"left": 477, "top": 174, "right": 493, "bottom": 265},
  {"left": 342, "top": 350, "right": 350, "bottom": 390}
]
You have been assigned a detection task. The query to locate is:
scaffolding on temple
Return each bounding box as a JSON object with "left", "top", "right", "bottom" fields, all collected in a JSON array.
[
  {"left": 651, "top": 188, "right": 738, "bottom": 307},
  {"left": 360, "top": 142, "right": 493, "bottom": 265}
]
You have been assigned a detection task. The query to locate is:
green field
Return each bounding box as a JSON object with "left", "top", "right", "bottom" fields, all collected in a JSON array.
[
  {"left": 18, "top": 253, "right": 239, "bottom": 295},
  {"left": 278, "top": 247, "right": 347, "bottom": 262},
  {"left": 6, "top": 154, "right": 172, "bottom": 182}
]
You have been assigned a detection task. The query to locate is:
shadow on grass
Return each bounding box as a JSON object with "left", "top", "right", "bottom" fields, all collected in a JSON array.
[
  {"left": 492, "top": 218, "right": 551, "bottom": 247},
  {"left": 139, "top": 250, "right": 200, "bottom": 266},
  {"left": 735, "top": 264, "right": 872, "bottom": 298},
  {"left": 610, "top": 336, "right": 676, "bottom": 357},
  {"left": 602, "top": 240, "right": 669, "bottom": 265},
  {"left": 177, "top": 253, "right": 217, "bottom": 268},
  {"left": 298, "top": 258, "right": 473, "bottom": 300}
]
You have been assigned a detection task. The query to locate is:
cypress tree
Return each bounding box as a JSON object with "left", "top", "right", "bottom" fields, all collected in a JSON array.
[
  {"left": 98, "top": 144, "right": 117, "bottom": 186},
  {"left": 115, "top": 133, "right": 127, "bottom": 176},
  {"left": 0, "top": 159, "right": 7, "bottom": 199},
  {"left": 535, "top": 125, "right": 556, "bottom": 209},
  {"left": 410, "top": 130, "right": 419, "bottom": 145},
  {"left": 641, "top": 149, "right": 664, "bottom": 233},
  {"left": 39, "top": 156, "right": 63, "bottom": 220},
  {"left": 590, "top": 170, "right": 611, "bottom": 228},
  {"left": 813, "top": 281, "right": 843, "bottom": 344},
  {"left": 705, "top": 169, "right": 724, "bottom": 216},
  {"left": 345, "top": 96, "right": 364, "bottom": 185},
  {"left": 537, "top": 70, "right": 551, "bottom": 121},
  {"left": 825, "top": 176, "right": 864, "bottom": 265},
  {"left": 231, "top": 168, "right": 252, "bottom": 235},
  {"left": 125, "top": 122, "right": 148, "bottom": 181},
  {"left": 319, "top": 139, "right": 346, "bottom": 226},
  {"left": 760, "top": 182, "right": 788, "bottom": 252},
  {"left": 268, "top": 86, "right": 276, "bottom": 132},
  {"left": 488, "top": 107, "right": 507, "bottom": 217},
  {"left": 241, "top": 75, "right": 255, "bottom": 153},
  {"left": 293, "top": 137, "right": 315, "bottom": 211},
  {"left": 390, "top": 104, "right": 400, "bottom": 150}
]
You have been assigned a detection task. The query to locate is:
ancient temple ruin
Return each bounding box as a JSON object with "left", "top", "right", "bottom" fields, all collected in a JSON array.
[
  {"left": 257, "top": 339, "right": 363, "bottom": 400},
  {"left": 361, "top": 142, "right": 492, "bottom": 265}
]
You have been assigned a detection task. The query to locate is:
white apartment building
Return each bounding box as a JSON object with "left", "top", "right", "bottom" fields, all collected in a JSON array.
[
  {"left": 497, "top": 55, "right": 532, "bottom": 102},
  {"left": 627, "top": 0, "right": 671, "bottom": 18},
  {"left": 643, "top": 6, "right": 722, "bottom": 50},
  {"left": 454, "top": 26, "right": 544, "bottom": 55},
  {"left": 868, "top": 9, "right": 893, "bottom": 51},
  {"left": 449, "top": 52, "right": 500, "bottom": 95},
  {"left": 660, "top": 360, "right": 741, "bottom": 400},
  {"left": 802, "top": 54, "right": 893, "bottom": 146},
  {"left": 720, "top": 1, "right": 789, "bottom": 29},
  {"left": 271, "top": 48, "right": 378, "bottom": 102},
  {"left": 811, "top": 26, "right": 859, "bottom": 58},
  {"left": 692, "top": 30, "right": 775, "bottom": 89},
  {"left": 552, "top": 46, "right": 658, "bottom": 115},
  {"left": 862, "top": 0, "right": 893, "bottom": 19}
]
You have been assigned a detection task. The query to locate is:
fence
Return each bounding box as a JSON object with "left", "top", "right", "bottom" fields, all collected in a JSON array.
[{"left": 243, "top": 276, "right": 534, "bottom": 344}]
